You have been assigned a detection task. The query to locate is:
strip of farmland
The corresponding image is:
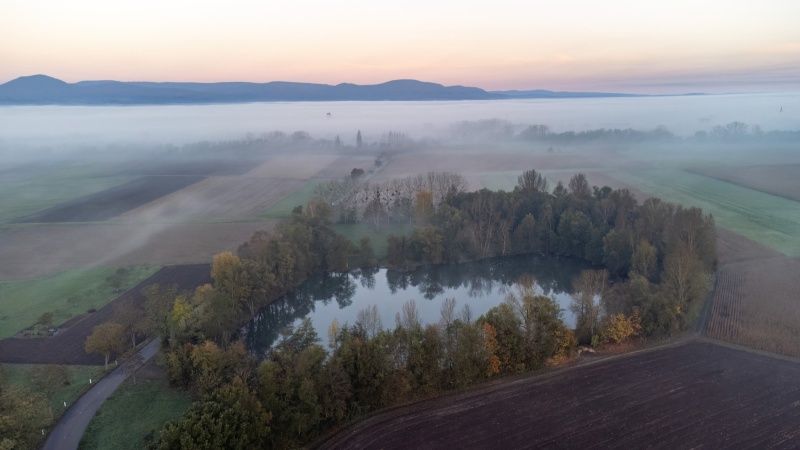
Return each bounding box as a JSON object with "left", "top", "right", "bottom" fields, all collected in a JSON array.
[
  {"left": 11, "top": 176, "right": 204, "bottom": 223},
  {"left": 115, "top": 177, "right": 306, "bottom": 221},
  {"left": 0, "top": 221, "right": 276, "bottom": 280},
  {"left": 320, "top": 341, "right": 800, "bottom": 449},
  {"left": 690, "top": 164, "right": 800, "bottom": 203}
]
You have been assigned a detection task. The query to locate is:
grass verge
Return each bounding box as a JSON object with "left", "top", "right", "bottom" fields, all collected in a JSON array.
[
  {"left": 0, "top": 265, "right": 160, "bottom": 339},
  {"left": 0, "top": 363, "right": 105, "bottom": 416},
  {"left": 78, "top": 378, "right": 191, "bottom": 450}
]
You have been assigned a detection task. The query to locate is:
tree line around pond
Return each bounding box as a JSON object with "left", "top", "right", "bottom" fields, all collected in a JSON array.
[{"left": 72, "top": 168, "right": 715, "bottom": 450}]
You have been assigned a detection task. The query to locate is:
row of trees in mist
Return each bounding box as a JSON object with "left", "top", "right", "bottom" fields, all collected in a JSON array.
[
  {"left": 381, "top": 170, "right": 716, "bottom": 340},
  {"left": 312, "top": 171, "right": 468, "bottom": 226},
  {"left": 450, "top": 118, "right": 799, "bottom": 144}
]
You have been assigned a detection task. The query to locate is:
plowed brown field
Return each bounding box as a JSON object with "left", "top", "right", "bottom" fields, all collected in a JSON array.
[{"left": 320, "top": 341, "right": 800, "bottom": 449}]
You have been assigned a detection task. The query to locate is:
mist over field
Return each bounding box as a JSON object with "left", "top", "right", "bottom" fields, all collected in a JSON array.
[{"left": 0, "top": 93, "right": 798, "bottom": 152}]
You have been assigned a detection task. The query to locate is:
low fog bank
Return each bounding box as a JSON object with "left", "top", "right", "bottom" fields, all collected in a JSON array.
[
  {"left": 1, "top": 116, "right": 798, "bottom": 170},
  {"left": 0, "top": 92, "right": 796, "bottom": 152}
]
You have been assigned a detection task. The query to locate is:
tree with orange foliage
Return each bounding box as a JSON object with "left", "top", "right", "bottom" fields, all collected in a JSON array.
[{"left": 482, "top": 322, "right": 501, "bottom": 377}]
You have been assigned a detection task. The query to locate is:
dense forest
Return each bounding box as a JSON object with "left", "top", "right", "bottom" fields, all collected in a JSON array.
[{"left": 129, "top": 168, "right": 717, "bottom": 449}]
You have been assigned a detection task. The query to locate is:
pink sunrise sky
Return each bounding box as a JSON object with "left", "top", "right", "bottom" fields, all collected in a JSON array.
[{"left": 1, "top": 0, "right": 799, "bottom": 94}]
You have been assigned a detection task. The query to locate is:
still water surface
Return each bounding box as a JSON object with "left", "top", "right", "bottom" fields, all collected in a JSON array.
[{"left": 244, "top": 254, "right": 591, "bottom": 356}]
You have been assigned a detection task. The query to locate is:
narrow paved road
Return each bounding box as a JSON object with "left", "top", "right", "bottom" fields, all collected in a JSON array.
[{"left": 42, "top": 338, "right": 161, "bottom": 450}]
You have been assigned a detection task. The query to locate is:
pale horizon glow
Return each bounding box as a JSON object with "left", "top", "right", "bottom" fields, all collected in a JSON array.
[{"left": 2, "top": 0, "right": 799, "bottom": 94}]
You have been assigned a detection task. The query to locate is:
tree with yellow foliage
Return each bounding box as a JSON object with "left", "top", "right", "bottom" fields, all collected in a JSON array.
[{"left": 603, "top": 311, "right": 642, "bottom": 344}]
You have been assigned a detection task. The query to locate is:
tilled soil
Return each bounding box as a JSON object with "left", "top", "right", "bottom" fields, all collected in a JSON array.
[{"left": 319, "top": 341, "right": 800, "bottom": 449}]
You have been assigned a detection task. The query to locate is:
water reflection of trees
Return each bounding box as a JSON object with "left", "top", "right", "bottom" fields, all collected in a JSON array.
[
  {"left": 246, "top": 254, "right": 588, "bottom": 355},
  {"left": 244, "top": 271, "right": 358, "bottom": 357},
  {"left": 386, "top": 254, "right": 587, "bottom": 300}
]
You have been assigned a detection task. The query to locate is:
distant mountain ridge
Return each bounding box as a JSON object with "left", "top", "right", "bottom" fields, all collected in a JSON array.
[{"left": 0, "top": 75, "right": 666, "bottom": 105}]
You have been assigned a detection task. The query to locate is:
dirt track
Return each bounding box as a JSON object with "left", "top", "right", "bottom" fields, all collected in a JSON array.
[
  {"left": 0, "top": 264, "right": 210, "bottom": 365},
  {"left": 320, "top": 340, "right": 800, "bottom": 449}
]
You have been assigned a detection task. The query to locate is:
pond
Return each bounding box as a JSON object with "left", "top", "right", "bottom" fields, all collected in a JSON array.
[{"left": 244, "top": 254, "right": 591, "bottom": 356}]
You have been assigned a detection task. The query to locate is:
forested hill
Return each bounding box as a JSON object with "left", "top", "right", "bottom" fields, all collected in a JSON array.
[
  {"left": 0, "top": 75, "right": 659, "bottom": 105},
  {"left": 0, "top": 75, "right": 499, "bottom": 105}
]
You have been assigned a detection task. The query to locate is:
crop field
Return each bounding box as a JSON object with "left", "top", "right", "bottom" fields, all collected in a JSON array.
[
  {"left": 246, "top": 153, "right": 341, "bottom": 179},
  {"left": 707, "top": 257, "right": 800, "bottom": 357},
  {"left": 320, "top": 341, "right": 800, "bottom": 449},
  {"left": 11, "top": 176, "right": 205, "bottom": 223},
  {"left": 0, "top": 265, "right": 158, "bottom": 339},
  {"left": 0, "top": 164, "right": 136, "bottom": 224},
  {"left": 116, "top": 177, "right": 306, "bottom": 221},
  {"left": 691, "top": 163, "right": 800, "bottom": 203},
  {"left": 0, "top": 264, "right": 211, "bottom": 365},
  {"left": 609, "top": 168, "right": 800, "bottom": 257},
  {"left": 0, "top": 221, "right": 275, "bottom": 280},
  {"left": 117, "top": 157, "right": 259, "bottom": 177},
  {"left": 704, "top": 229, "right": 800, "bottom": 358}
]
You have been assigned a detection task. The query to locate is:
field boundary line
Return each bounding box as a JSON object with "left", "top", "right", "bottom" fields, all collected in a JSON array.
[{"left": 696, "top": 336, "right": 800, "bottom": 365}]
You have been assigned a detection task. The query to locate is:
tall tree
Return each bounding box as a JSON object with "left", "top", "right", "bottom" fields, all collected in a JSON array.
[
  {"left": 142, "top": 284, "right": 179, "bottom": 342},
  {"left": 569, "top": 270, "right": 609, "bottom": 344},
  {"left": 157, "top": 379, "right": 271, "bottom": 450},
  {"left": 568, "top": 173, "right": 592, "bottom": 200},
  {"left": 85, "top": 322, "right": 127, "bottom": 370},
  {"left": 516, "top": 169, "right": 549, "bottom": 193},
  {"left": 114, "top": 301, "right": 146, "bottom": 348}
]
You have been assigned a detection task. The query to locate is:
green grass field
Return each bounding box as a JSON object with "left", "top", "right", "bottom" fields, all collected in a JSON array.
[
  {"left": 609, "top": 169, "right": 800, "bottom": 257},
  {"left": 0, "top": 163, "right": 135, "bottom": 224},
  {"left": 0, "top": 265, "right": 159, "bottom": 339},
  {"left": 257, "top": 180, "right": 322, "bottom": 219},
  {"left": 78, "top": 378, "right": 192, "bottom": 450},
  {"left": 1, "top": 363, "right": 105, "bottom": 414}
]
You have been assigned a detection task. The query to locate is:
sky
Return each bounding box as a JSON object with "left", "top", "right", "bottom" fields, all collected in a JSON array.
[{"left": 1, "top": 0, "right": 799, "bottom": 94}]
